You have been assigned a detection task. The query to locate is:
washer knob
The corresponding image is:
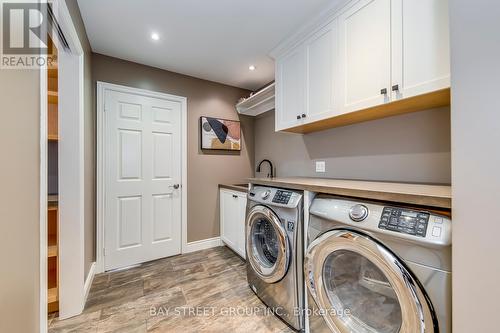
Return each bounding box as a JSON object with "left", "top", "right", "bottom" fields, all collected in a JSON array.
[
  {"left": 349, "top": 204, "right": 369, "bottom": 222},
  {"left": 261, "top": 190, "right": 271, "bottom": 200}
]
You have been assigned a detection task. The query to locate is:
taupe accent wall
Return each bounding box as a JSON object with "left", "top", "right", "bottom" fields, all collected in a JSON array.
[
  {"left": 0, "top": 71, "right": 40, "bottom": 332},
  {"left": 65, "top": 0, "right": 95, "bottom": 280},
  {"left": 92, "top": 54, "right": 254, "bottom": 242},
  {"left": 255, "top": 107, "right": 451, "bottom": 184}
]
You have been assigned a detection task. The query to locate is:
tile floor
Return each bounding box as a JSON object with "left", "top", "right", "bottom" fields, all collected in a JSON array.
[{"left": 48, "top": 246, "right": 293, "bottom": 333}]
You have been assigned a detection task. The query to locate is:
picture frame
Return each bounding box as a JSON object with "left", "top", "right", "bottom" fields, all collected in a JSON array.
[{"left": 200, "top": 116, "right": 241, "bottom": 151}]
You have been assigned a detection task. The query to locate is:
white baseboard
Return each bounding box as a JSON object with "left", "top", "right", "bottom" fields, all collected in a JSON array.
[
  {"left": 183, "top": 237, "right": 223, "bottom": 254},
  {"left": 83, "top": 262, "right": 96, "bottom": 304}
]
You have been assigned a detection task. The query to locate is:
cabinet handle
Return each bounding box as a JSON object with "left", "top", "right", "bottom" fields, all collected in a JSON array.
[
  {"left": 301, "top": 114, "right": 307, "bottom": 118},
  {"left": 296, "top": 115, "right": 301, "bottom": 120},
  {"left": 380, "top": 88, "right": 388, "bottom": 95},
  {"left": 232, "top": 194, "right": 238, "bottom": 199},
  {"left": 392, "top": 84, "right": 399, "bottom": 92}
]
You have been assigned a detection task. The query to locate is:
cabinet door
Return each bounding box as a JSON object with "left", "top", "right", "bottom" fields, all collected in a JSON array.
[
  {"left": 220, "top": 190, "right": 239, "bottom": 252},
  {"left": 275, "top": 46, "right": 306, "bottom": 131},
  {"left": 305, "top": 19, "right": 339, "bottom": 122},
  {"left": 338, "top": 0, "right": 392, "bottom": 113},
  {"left": 391, "top": 0, "right": 450, "bottom": 100},
  {"left": 237, "top": 193, "right": 247, "bottom": 259}
]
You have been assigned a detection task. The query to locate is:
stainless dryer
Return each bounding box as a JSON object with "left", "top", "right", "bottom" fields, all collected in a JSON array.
[
  {"left": 246, "top": 185, "right": 304, "bottom": 331},
  {"left": 305, "top": 195, "right": 451, "bottom": 333}
]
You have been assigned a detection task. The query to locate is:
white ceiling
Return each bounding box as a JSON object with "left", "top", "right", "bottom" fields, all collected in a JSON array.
[{"left": 77, "top": 0, "right": 335, "bottom": 90}]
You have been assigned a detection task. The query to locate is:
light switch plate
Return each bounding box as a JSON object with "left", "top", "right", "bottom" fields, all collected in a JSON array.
[{"left": 315, "top": 161, "right": 326, "bottom": 173}]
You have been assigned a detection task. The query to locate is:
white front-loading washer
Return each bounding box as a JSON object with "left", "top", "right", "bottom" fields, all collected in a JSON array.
[
  {"left": 246, "top": 185, "right": 305, "bottom": 331},
  {"left": 305, "top": 195, "right": 451, "bottom": 333}
]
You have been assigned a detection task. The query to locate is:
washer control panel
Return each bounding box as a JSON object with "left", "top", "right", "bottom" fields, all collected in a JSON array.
[
  {"left": 249, "top": 186, "right": 302, "bottom": 208},
  {"left": 378, "top": 207, "right": 430, "bottom": 237},
  {"left": 272, "top": 190, "right": 292, "bottom": 204}
]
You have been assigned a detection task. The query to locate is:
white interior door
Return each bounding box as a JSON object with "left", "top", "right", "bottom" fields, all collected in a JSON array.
[{"left": 104, "top": 87, "right": 182, "bottom": 271}]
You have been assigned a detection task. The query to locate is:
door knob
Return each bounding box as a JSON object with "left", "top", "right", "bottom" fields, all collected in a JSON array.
[
  {"left": 170, "top": 184, "right": 180, "bottom": 189},
  {"left": 301, "top": 114, "right": 306, "bottom": 118},
  {"left": 296, "top": 115, "right": 301, "bottom": 120},
  {"left": 380, "top": 88, "right": 388, "bottom": 95},
  {"left": 392, "top": 84, "right": 399, "bottom": 92}
]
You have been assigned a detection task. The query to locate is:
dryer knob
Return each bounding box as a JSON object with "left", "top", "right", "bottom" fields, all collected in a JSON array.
[{"left": 349, "top": 204, "right": 369, "bottom": 222}]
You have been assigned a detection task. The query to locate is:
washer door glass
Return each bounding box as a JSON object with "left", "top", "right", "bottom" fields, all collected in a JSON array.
[
  {"left": 252, "top": 217, "right": 280, "bottom": 267},
  {"left": 304, "top": 229, "right": 436, "bottom": 333},
  {"left": 323, "top": 250, "right": 402, "bottom": 333},
  {"left": 246, "top": 205, "right": 289, "bottom": 283}
]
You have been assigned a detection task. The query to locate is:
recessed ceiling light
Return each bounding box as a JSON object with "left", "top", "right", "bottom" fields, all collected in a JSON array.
[
  {"left": 249, "top": 65, "right": 256, "bottom": 71},
  {"left": 151, "top": 32, "right": 160, "bottom": 41}
]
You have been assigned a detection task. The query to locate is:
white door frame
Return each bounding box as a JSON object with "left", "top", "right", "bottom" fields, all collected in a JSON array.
[
  {"left": 96, "top": 82, "right": 188, "bottom": 273},
  {"left": 39, "top": 0, "right": 86, "bottom": 328}
]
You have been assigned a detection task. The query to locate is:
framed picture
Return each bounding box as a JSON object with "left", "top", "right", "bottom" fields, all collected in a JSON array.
[{"left": 200, "top": 116, "right": 241, "bottom": 151}]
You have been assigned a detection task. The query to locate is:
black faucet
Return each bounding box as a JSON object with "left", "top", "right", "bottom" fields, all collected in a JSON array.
[{"left": 256, "top": 159, "right": 274, "bottom": 178}]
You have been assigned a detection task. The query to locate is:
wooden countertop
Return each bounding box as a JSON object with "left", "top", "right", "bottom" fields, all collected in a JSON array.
[
  {"left": 218, "top": 183, "right": 248, "bottom": 193},
  {"left": 248, "top": 177, "right": 451, "bottom": 209}
]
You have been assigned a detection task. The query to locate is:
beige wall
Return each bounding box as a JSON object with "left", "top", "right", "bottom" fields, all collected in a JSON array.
[
  {"left": 92, "top": 53, "right": 254, "bottom": 242},
  {"left": 255, "top": 107, "right": 451, "bottom": 184},
  {"left": 0, "top": 71, "right": 40, "bottom": 332},
  {"left": 65, "top": 0, "right": 95, "bottom": 279},
  {"left": 450, "top": 0, "right": 500, "bottom": 331}
]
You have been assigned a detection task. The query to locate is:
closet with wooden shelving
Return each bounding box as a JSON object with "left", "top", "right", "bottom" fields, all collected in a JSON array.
[{"left": 47, "top": 36, "right": 59, "bottom": 313}]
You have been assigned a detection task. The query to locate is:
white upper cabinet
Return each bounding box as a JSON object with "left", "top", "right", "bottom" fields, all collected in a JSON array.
[
  {"left": 339, "top": 0, "right": 392, "bottom": 113},
  {"left": 271, "top": 0, "right": 450, "bottom": 133},
  {"left": 275, "top": 46, "right": 306, "bottom": 131},
  {"left": 391, "top": 0, "right": 450, "bottom": 100},
  {"left": 305, "top": 19, "right": 339, "bottom": 122}
]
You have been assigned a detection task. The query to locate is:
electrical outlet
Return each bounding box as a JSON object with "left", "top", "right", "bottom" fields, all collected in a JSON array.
[{"left": 315, "top": 161, "right": 326, "bottom": 173}]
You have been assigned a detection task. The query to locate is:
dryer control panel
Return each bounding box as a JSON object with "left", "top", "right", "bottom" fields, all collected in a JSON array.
[{"left": 378, "top": 207, "right": 430, "bottom": 237}]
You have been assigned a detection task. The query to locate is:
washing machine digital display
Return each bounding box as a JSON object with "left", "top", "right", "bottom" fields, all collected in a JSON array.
[{"left": 379, "top": 207, "right": 429, "bottom": 237}]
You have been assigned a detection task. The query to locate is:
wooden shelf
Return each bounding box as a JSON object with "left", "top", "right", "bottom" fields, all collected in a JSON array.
[
  {"left": 48, "top": 234, "right": 57, "bottom": 258},
  {"left": 284, "top": 88, "right": 451, "bottom": 134},
  {"left": 48, "top": 287, "right": 58, "bottom": 303},
  {"left": 236, "top": 82, "right": 275, "bottom": 116},
  {"left": 48, "top": 102, "right": 58, "bottom": 140},
  {"left": 48, "top": 286, "right": 58, "bottom": 314},
  {"left": 48, "top": 245, "right": 57, "bottom": 258},
  {"left": 48, "top": 67, "right": 58, "bottom": 79},
  {"left": 48, "top": 91, "right": 58, "bottom": 104}
]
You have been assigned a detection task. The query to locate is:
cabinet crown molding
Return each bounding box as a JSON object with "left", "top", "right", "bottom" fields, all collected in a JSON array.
[{"left": 269, "top": 0, "right": 350, "bottom": 59}]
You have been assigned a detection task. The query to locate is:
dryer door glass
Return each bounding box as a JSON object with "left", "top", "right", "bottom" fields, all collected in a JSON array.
[
  {"left": 246, "top": 205, "right": 290, "bottom": 283},
  {"left": 304, "top": 229, "right": 436, "bottom": 333},
  {"left": 323, "top": 250, "right": 402, "bottom": 332}
]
